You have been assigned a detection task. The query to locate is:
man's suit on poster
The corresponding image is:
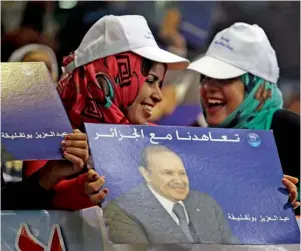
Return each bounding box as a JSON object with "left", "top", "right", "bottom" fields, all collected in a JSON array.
[{"left": 103, "top": 183, "right": 238, "bottom": 244}]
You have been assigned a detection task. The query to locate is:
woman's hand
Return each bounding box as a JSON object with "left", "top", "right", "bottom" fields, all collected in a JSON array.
[
  {"left": 61, "top": 129, "right": 89, "bottom": 172},
  {"left": 85, "top": 169, "right": 108, "bottom": 204},
  {"left": 282, "top": 175, "right": 300, "bottom": 209},
  {"left": 39, "top": 129, "right": 89, "bottom": 190}
]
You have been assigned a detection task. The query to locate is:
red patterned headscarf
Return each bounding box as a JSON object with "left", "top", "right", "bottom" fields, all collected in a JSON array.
[{"left": 57, "top": 52, "right": 158, "bottom": 131}]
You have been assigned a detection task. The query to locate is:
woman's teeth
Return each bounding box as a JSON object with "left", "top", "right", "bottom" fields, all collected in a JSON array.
[{"left": 207, "top": 98, "right": 225, "bottom": 106}]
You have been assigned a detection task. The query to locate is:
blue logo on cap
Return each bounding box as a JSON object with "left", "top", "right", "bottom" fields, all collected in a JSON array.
[
  {"left": 247, "top": 133, "right": 261, "bottom": 147},
  {"left": 213, "top": 36, "right": 234, "bottom": 51}
]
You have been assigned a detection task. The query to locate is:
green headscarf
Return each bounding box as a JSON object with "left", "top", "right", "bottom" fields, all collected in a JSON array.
[{"left": 218, "top": 73, "right": 283, "bottom": 130}]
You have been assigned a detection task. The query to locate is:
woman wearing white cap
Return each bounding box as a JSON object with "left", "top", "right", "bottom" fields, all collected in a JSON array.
[
  {"left": 23, "top": 15, "right": 189, "bottom": 210},
  {"left": 189, "top": 22, "right": 300, "bottom": 211}
]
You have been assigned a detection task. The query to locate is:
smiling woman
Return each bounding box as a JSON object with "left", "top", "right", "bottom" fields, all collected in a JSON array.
[
  {"left": 127, "top": 63, "right": 165, "bottom": 124},
  {"left": 189, "top": 22, "right": 300, "bottom": 213},
  {"left": 199, "top": 76, "right": 245, "bottom": 126},
  {"left": 57, "top": 15, "right": 188, "bottom": 130},
  {"left": 23, "top": 15, "right": 189, "bottom": 211}
]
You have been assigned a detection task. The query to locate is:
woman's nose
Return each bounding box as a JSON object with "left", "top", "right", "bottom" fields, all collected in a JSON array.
[
  {"left": 201, "top": 80, "right": 221, "bottom": 92},
  {"left": 151, "top": 83, "right": 163, "bottom": 102}
]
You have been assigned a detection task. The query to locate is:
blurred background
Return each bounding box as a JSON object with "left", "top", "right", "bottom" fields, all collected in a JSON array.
[{"left": 1, "top": 1, "right": 300, "bottom": 177}]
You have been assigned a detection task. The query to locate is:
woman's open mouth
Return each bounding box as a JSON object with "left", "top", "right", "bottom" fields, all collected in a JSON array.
[{"left": 206, "top": 98, "right": 226, "bottom": 113}]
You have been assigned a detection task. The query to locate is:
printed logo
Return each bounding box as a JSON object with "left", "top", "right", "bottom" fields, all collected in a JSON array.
[
  {"left": 247, "top": 133, "right": 261, "bottom": 147},
  {"left": 213, "top": 36, "right": 234, "bottom": 51}
]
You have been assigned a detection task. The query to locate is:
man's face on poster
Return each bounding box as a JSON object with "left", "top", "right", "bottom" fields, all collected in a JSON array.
[{"left": 141, "top": 151, "right": 189, "bottom": 202}]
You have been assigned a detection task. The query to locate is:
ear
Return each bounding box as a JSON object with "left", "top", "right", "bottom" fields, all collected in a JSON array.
[{"left": 139, "top": 166, "right": 151, "bottom": 183}]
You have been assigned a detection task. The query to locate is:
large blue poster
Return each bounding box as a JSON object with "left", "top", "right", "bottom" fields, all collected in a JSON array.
[
  {"left": 85, "top": 123, "right": 300, "bottom": 244},
  {"left": 1, "top": 62, "right": 73, "bottom": 161}
]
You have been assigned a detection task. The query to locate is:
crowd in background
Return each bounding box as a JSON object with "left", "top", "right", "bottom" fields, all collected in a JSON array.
[{"left": 1, "top": 1, "right": 300, "bottom": 182}]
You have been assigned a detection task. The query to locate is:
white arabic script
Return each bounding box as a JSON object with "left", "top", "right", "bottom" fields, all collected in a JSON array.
[
  {"left": 228, "top": 213, "right": 290, "bottom": 223},
  {"left": 1, "top": 131, "right": 68, "bottom": 140},
  {"left": 93, "top": 128, "right": 241, "bottom": 144}
]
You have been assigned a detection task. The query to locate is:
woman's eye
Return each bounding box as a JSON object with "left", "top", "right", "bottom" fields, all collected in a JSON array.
[
  {"left": 146, "top": 78, "right": 155, "bottom": 84},
  {"left": 222, "top": 78, "right": 237, "bottom": 85},
  {"left": 200, "top": 77, "right": 211, "bottom": 84}
]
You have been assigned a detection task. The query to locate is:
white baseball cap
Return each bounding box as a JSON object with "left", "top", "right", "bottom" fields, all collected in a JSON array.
[
  {"left": 62, "top": 15, "right": 189, "bottom": 73},
  {"left": 188, "top": 22, "right": 279, "bottom": 83}
]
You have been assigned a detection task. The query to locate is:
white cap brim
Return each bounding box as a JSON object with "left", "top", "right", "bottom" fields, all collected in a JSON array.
[
  {"left": 188, "top": 55, "right": 247, "bottom": 79},
  {"left": 132, "top": 47, "right": 189, "bottom": 70}
]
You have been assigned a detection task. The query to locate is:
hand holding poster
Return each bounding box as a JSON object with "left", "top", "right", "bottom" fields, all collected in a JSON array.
[{"left": 85, "top": 123, "right": 300, "bottom": 244}]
